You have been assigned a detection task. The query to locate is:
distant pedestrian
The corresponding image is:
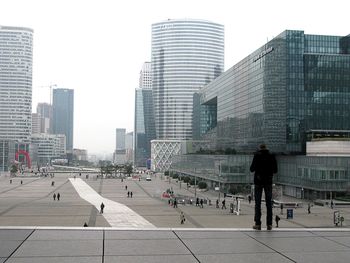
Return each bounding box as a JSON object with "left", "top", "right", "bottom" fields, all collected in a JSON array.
[
  {"left": 10, "top": 179, "right": 12, "bottom": 184},
  {"left": 196, "top": 198, "right": 199, "bottom": 207},
  {"left": 275, "top": 215, "right": 280, "bottom": 227},
  {"left": 330, "top": 200, "right": 334, "bottom": 209},
  {"left": 180, "top": 211, "right": 185, "bottom": 224},
  {"left": 127, "top": 191, "right": 130, "bottom": 197},
  {"left": 125, "top": 185, "right": 128, "bottom": 190},
  {"left": 221, "top": 199, "right": 226, "bottom": 209},
  {"left": 130, "top": 191, "right": 133, "bottom": 198},
  {"left": 51, "top": 181, "right": 55, "bottom": 186},
  {"left": 216, "top": 199, "right": 219, "bottom": 208},
  {"left": 57, "top": 193, "right": 60, "bottom": 201},
  {"left": 83, "top": 222, "right": 88, "bottom": 227},
  {"left": 53, "top": 193, "right": 56, "bottom": 201},
  {"left": 100, "top": 202, "right": 105, "bottom": 213},
  {"left": 21, "top": 180, "right": 23, "bottom": 184},
  {"left": 248, "top": 195, "right": 252, "bottom": 204},
  {"left": 173, "top": 198, "right": 178, "bottom": 208},
  {"left": 200, "top": 199, "right": 204, "bottom": 208},
  {"left": 280, "top": 203, "right": 284, "bottom": 215},
  {"left": 308, "top": 203, "right": 311, "bottom": 214}
]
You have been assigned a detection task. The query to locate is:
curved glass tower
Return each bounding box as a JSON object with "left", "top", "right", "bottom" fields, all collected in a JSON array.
[{"left": 152, "top": 19, "right": 224, "bottom": 140}]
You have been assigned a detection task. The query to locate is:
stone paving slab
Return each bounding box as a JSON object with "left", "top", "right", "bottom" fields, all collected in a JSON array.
[
  {"left": 5, "top": 256, "right": 101, "bottom": 263},
  {"left": 104, "top": 255, "right": 198, "bottom": 263},
  {"left": 12, "top": 240, "right": 102, "bottom": 257}
]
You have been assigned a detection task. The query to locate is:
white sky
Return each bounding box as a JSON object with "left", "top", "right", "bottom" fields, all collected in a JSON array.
[{"left": 1, "top": 0, "right": 349, "bottom": 155}]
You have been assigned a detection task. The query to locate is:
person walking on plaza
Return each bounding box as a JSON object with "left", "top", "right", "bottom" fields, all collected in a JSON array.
[
  {"left": 173, "top": 198, "right": 178, "bottom": 208},
  {"left": 250, "top": 143, "right": 277, "bottom": 231},
  {"left": 200, "top": 199, "right": 204, "bottom": 208},
  {"left": 57, "top": 192, "right": 60, "bottom": 201},
  {"left": 53, "top": 193, "right": 56, "bottom": 201},
  {"left": 248, "top": 195, "right": 252, "bottom": 204},
  {"left": 127, "top": 191, "right": 130, "bottom": 197},
  {"left": 280, "top": 203, "right": 284, "bottom": 215},
  {"left": 275, "top": 215, "right": 280, "bottom": 227},
  {"left": 180, "top": 211, "right": 185, "bottom": 224},
  {"left": 130, "top": 191, "right": 133, "bottom": 198},
  {"left": 196, "top": 198, "right": 199, "bottom": 207},
  {"left": 221, "top": 199, "right": 226, "bottom": 209},
  {"left": 216, "top": 199, "right": 219, "bottom": 208},
  {"left": 125, "top": 185, "right": 128, "bottom": 191},
  {"left": 331, "top": 200, "right": 334, "bottom": 209},
  {"left": 100, "top": 202, "right": 105, "bottom": 213},
  {"left": 308, "top": 203, "right": 311, "bottom": 214}
]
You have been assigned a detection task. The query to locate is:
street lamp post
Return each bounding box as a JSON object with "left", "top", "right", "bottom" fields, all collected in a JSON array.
[{"left": 194, "top": 170, "right": 197, "bottom": 198}]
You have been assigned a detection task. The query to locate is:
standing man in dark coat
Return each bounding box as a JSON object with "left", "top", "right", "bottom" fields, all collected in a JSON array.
[{"left": 250, "top": 144, "right": 277, "bottom": 230}]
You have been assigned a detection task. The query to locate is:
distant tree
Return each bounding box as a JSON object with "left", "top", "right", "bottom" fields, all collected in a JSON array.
[
  {"left": 124, "top": 164, "right": 133, "bottom": 176},
  {"left": 164, "top": 171, "right": 169, "bottom": 176},
  {"left": 183, "top": 176, "right": 191, "bottom": 183},
  {"left": 10, "top": 164, "right": 18, "bottom": 175},
  {"left": 198, "top": 181, "right": 207, "bottom": 189}
]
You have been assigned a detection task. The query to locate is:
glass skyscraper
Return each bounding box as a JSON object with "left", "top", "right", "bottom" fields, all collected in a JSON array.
[
  {"left": 52, "top": 88, "right": 74, "bottom": 152},
  {"left": 134, "top": 62, "right": 156, "bottom": 167},
  {"left": 199, "top": 30, "right": 350, "bottom": 154},
  {"left": 151, "top": 19, "right": 224, "bottom": 140}
]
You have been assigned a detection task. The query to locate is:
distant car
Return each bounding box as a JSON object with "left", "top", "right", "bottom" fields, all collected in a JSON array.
[{"left": 146, "top": 177, "right": 152, "bottom": 181}]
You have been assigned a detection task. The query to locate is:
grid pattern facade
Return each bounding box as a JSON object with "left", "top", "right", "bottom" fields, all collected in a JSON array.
[
  {"left": 200, "top": 30, "right": 350, "bottom": 154},
  {"left": 52, "top": 89, "right": 74, "bottom": 152},
  {"left": 152, "top": 19, "right": 224, "bottom": 140},
  {"left": 116, "top": 128, "right": 126, "bottom": 151},
  {"left": 31, "top": 134, "right": 62, "bottom": 165},
  {"left": 139, "top": 62, "right": 152, "bottom": 89},
  {"left": 0, "top": 26, "right": 33, "bottom": 143}
]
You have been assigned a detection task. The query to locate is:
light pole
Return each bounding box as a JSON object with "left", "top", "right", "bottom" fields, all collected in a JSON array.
[{"left": 194, "top": 169, "right": 197, "bottom": 198}]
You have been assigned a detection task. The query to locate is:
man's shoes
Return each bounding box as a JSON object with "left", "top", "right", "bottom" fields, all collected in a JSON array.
[
  {"left": 267, "top": 225, "right": 273, "bottom": 231},
  {"left": 252, "top": 224, "right": 261, "bottom": 230}
]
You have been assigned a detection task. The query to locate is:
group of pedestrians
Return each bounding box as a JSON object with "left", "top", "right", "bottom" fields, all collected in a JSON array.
[{"left": 53, "top": 192, "right": 61, "bottom": 201}]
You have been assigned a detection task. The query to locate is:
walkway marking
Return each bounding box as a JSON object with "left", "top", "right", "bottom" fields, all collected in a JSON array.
[{"left": 69, "top": 178, "right": 155, "bottom": 228}]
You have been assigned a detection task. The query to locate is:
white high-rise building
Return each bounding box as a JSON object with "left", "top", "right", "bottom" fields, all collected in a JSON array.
[
  {"left": 0, "top": 26, "right": 33, "bottom": 143},
  {"left": 139, "top": 62, "right": 152, "bottom": 89},
  {"left": 151, "top": 19, "right": 224, "bottom": 140}
]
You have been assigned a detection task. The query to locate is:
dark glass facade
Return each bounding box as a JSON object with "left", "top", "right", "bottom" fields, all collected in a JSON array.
[
  {"left": 198, "top": 30, "right": 350, "bottom": 154},
  {"left": 134, "top": 88, "right": 156, "bottom": 167},
  {"left": 52, "top": 89, "right": 74, "bottom": 152}
]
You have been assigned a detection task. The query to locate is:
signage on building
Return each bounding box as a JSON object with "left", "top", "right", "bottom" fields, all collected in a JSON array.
[{"left": 253, "top": 47, "right": 274, "bottom": 62}]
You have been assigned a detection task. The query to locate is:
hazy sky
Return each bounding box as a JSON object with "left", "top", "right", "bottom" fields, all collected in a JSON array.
[{"left": 1, "top": 0, "right": 349, "bottom": 154}]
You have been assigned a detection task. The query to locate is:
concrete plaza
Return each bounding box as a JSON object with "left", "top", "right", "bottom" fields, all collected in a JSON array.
[{"left": 1, "top": 172, "right": 350, "bottom": 262}]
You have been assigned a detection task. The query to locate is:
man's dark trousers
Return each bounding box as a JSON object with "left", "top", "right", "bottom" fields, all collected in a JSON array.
[{"left": 254, "top": 184, "right": 272, "bottom": 226}]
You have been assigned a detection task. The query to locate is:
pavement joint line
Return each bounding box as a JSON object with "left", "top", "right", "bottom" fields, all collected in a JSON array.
[
  {"left": 3, "top": 228, "right": 35, "bottom": 262},
  {"left": 102, "top": 229, "right": 105, "bottom": 263},
  {"left": 242, "top": 230, "right": 297, "bottom": 263},
  {"left": 319, "top": 235, "right": 350, "bottom": 249},
  {"left": 172, "top": 230, "right": 201, "bottom": 263}
]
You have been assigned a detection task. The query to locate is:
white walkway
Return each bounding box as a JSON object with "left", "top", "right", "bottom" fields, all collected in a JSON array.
[{"left": 69, "top": 178, "right": 155, "bottom": 228}]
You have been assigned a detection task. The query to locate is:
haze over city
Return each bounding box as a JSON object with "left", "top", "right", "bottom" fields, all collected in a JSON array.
[{"left": 1, "top": 0, "right": 349, "bottom": 154}]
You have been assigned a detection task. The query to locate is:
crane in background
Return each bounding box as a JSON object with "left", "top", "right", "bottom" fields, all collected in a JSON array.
[{"left": 36, "top": 84, "right": 57, "bottom": 105}]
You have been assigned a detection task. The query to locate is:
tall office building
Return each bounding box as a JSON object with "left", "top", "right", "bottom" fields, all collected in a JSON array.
[
  {"left": 151, "top": 19, "right": 224, "bottom": 140},
  {"left": 116, "top": 128, "right": 126, "bottom": 150},
  {"left": 0, "top": 26, "right": 33, "bottom": 143},
  {"left": 52, "top": 88, "right": 74, "bottom": 152},
  {"left": 37, "top": 103, "right": 52, "bottom": 133},
  {"left": 134, "top": 62, "right": 156, "bottom": 167},
  {"left": 0, "top": 26, "right": 33, "bottom": 170}
]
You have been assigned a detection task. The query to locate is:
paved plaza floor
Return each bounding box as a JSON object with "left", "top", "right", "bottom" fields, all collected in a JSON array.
[
  {"left": 1, "top": 172, "right": 350, "bottom": 262},
  {"left": 1, "top": 227, "right": 350, "bottom": 262}
]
